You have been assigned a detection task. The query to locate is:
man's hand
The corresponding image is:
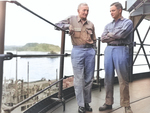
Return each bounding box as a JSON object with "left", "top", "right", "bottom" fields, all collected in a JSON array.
[
  {"left": 107, "top": 32, "right": 114, "bottom": 38},
  {"left": 101, "top": 35, "right": 115, "bottom": 43}
]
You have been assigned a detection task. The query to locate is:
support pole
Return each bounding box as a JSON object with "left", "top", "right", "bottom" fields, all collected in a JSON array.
[
  {"left": 27, "top": 62, "right": 29, "bottom": 98},
  {"left": 0, "top": 1, "right": 6, "bottom": 113},
  {"left": 58, "top": 31, "right": 66, "bottom": 111},
  {"left": 0, "top": 1, "right": 6, "bottom": 53},
  {"left": 96, "top": 37, "right": 101, "bottom": 91},
  {"left": 58, "top": 31, "right": 65, "bottom": 99}
]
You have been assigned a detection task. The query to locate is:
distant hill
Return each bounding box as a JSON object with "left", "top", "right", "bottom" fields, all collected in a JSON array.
[{"left": 5, "top": 43, "right": 60, "bottom": 52}]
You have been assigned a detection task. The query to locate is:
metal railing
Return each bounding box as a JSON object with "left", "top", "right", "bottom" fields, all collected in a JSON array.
[
  {"left": 0, "top": 52, "right": 71, "bottom": 113},
  {"left": 3, "top": 76, "right": 65, "bottom": 113},
  {"left": 5, "top": 1, "right": 69, "bottom": 112},
  {"left": 0, "top": 2, "right": 7, "bottom": 113},
  {"left": 0, "top": 1, "right": 150, "bottom": 113},
  {"left": 0, "top": 1, "right": 101, "bottom": 113},
  {"left": 0, "top": 1, "right": 70, "bottom": 113}
]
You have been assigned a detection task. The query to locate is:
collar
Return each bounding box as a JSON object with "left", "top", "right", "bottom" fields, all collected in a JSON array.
[
  {"left": 77, "top": 16, "right": 88, "bottom": 24},
  {"left": 120, "top": 16, "right": 124, "bottom": 20},
  {"left": 112, "top": 16, "right": 124, "bottom": 23}
]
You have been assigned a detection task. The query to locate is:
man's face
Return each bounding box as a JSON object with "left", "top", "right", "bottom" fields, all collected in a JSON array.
[
  {"left": 78, "top": 5, "right": 89, "bottom": 20},
  {"left": 110, "top": 5, "right": 121, "bottom": 20}
]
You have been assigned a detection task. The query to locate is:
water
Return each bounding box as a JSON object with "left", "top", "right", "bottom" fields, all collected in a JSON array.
[
  {"left": 3, "top": 51, "right": 74, "bottom": 82},
  {"left": 3, "top": 51, "right": 150, "bottom": 82}
]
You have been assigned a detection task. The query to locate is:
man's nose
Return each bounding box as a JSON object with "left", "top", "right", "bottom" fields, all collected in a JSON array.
[
  {"left": 85, "top": 10, "right": 88, "bottom": 14},
  {"left": 110, "top": 12, "right": 113, "bottom": 15}
]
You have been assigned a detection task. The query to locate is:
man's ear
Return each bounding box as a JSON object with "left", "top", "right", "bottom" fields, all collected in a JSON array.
[{"left": 119, "top": 9, "right": 122, "bottom": 14}]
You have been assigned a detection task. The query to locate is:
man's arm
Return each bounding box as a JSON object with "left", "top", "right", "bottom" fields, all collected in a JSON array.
[
  {"left": 55, "top": 16, "right": 71, "bottom": 30},
  {"left": 107, "top": 20, "right": 133, "bottom": 40},
  {"left": 92, "top": 26, "right": 97, "bottom": 48},
  {"left": 101, "top": 25, "right": 115, "bottom": 43}
]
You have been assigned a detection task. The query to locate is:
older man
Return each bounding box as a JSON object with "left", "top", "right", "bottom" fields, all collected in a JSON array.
[{"left": 55, "top": 3, "right": 96, "bottom": 113}]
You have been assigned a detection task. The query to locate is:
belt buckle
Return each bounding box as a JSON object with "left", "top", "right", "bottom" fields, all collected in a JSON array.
[{"left": 85, "top": 44, "right": 90, "bottom": 48}]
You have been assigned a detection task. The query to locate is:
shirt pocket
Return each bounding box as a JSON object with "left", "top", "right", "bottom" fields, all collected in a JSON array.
[
  {"left": 114, "top": 25, "right": 124, "bottom": 34},
  {"left": 115, "top": 25, "right": 123, "bottom": 30},
  {"left": 85, "top": 28, "right": 93, "bottom": 40},
  {"left": 74, "top": 28, "right": 81, "bottom": 38},
  {"left": 106, "top": 27, "right": 113, "bottom": 33}
]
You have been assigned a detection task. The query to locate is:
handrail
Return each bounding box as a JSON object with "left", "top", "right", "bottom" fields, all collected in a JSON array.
[
  {"left": 2, "top": 1, "right": 68, "bottom": 113},
  {"left": 3, "top": 52, "right": 70, "bottom": 60},
  {"left": 7, "top": 1, "right": 66, "bottom": 32},
  {"left": 3, "top": 76, "right": 66, "bottom": 112}
]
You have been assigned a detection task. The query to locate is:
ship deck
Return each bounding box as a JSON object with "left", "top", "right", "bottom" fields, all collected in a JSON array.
[{"left": 47, "top": 77, "right": 150, "bottom": 113}]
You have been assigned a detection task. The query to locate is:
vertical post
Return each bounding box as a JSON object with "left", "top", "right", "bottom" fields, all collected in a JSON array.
[
  {"left": 16, "top": 52, "right": 18, "bottom": 81},
  {"left": 15, "top": 51, "right": 18, "bottom": 102},
  {"left": 56, "top": 69, "right": 58, "bottom": 87},
  {"left": 58, "top": 31, "right": 65, "bottom": 100},
  {"left": 0, "top": 1, "right": 6, "bottom": 113},
  {"left": 129, "top": 16, "right": 134, "bottom": 82},
  {"left": 96, "top": 37, "right": 101, "bottom": 91},
  {"left": 21, "top": 80, "right": 23, "bottom": 101},
  {"left": 0, "top": 1, "right": 6, "bottom": 52},
  {"left": 27, "top": 62, "right": 29, "bottom": 98},
  {"left": 129, "top": 31, "right": 134, "bottom": 82}
]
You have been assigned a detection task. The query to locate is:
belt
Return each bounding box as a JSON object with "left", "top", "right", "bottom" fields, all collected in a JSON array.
[
  {"left": 107, "top": 44, "right": 127, "bottom": 46},
  {"left": 73, "top": 44, "right": 93, "bottom": 48}
]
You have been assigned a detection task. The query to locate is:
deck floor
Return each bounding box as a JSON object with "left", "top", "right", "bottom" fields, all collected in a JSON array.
[{"left": 47, "top": 77, "right": 150, "bottom": 113}]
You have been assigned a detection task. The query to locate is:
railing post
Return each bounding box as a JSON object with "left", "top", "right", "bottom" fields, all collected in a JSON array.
[
  {"left": 96, "top": 37, "right": 101, "bottom": 91},
  {"left": 0, "top": 1, "right": 6, "bottom": 113},
  {"left": 58, "top": 31, "right": 66, "bottom": 100}
]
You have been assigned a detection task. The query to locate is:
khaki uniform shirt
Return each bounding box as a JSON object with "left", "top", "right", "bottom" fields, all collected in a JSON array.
[{"left": 55, "top": 15, "right": 96, "bottom": 47}]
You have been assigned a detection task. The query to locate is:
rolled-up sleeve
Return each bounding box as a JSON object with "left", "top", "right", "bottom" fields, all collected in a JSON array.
[{"left": 55, "top": 16, "right": 71, "bottom": 30}]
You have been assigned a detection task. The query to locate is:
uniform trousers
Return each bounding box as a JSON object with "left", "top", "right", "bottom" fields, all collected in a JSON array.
[
  {"left": 104, "top": 45, "right": 130, "bottom": 107},
  {"left": 71, "top": 46, "right": 95, "bottom": 107}
]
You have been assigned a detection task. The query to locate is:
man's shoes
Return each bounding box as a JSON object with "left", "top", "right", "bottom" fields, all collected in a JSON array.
[
  {"left": 99, "top": 103, "right": 112, "bottom": 111},
  {"left": 78, "top": 106, "right": 85, "bottom": 113},
  {"left": 85, "top": 103, "right": 92, "bottom": 112},
  {"left": 125, "top": 106, "right": 133, "bottom": 113}
]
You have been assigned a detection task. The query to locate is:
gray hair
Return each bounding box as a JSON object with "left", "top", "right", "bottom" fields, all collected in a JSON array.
[
  {"left": 78, "top": 3, "right": 88, "bottom": 10},
  {"left": 110, "top": 2, "right": 123, "bottom": 10}
]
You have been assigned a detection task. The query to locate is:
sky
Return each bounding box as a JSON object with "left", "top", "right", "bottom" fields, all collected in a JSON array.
[
  {"left": 4, "top": 0, "right": 130, "bottom": 50},
  {"left": 3, "top": 0, "right": 150, "bottom": 51},
  {"left": 3, "top": 0, "right": 150, "bottom": 72}
]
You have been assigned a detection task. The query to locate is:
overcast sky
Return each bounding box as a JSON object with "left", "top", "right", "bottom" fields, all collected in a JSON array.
[
  {"left": 4, "top": 0, "right": 139, "bottom": 50},
  {"left": 3, "top": 0, "right": 150, "bottom": 75}
]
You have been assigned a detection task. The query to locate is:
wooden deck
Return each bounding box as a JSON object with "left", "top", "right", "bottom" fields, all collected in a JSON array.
[{"left": 47, "top": 77, "right": 150, "bottom": 113}]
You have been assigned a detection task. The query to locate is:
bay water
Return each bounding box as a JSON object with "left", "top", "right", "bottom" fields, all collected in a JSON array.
[
  {"left": 3, "top": 51, "right": 74, "bottom": 82},
  {"left": 3, "top": 51, "right": 149, "bottom": 82}
]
